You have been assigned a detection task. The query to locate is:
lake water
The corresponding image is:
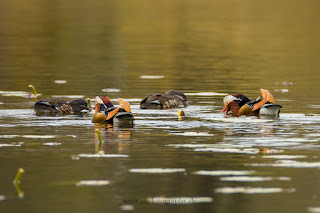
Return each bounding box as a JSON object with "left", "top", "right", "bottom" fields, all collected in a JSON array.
[{"left": 1, "top": 0, "right": 320, "bottom": 212}]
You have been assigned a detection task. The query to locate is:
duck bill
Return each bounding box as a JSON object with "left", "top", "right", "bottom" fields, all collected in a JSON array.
[{"left": 221, "top": 108, "right": 227, "bottom": 113}]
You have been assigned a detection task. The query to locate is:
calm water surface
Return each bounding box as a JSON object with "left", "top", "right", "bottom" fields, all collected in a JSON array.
[{"left": 1, "top": 0, "right": 320, "bottom": 213}]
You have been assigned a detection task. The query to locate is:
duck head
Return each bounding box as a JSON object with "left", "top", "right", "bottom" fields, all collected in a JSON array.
[{"left": 222, "top": 95, "right": 242, "bottom": 114}]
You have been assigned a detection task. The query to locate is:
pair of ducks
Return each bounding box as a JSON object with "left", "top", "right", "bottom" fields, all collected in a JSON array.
[
  {"left": 33, "top": 97, "right": 133, "bottom": 123},
  {"left": 33, "top": 88, "right": 282, "bottom": 123},
  {"left": 140, "top": 88, "right": 282, "bottom": 116}
]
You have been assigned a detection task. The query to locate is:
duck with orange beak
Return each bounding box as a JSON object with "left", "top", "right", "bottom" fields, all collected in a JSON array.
[
  {"left": 92, "top": 96, "right": 134, "bottom": 123},
  {"left": 222, "top": 89, "right": 282, "bottom": 117}
]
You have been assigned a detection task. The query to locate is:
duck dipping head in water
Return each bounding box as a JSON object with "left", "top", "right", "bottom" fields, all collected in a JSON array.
[
  {"left": 140, "top": 90, "right": 188, "bottom": 109},
  {"left": 92, "top": 96, "right": 134, "bottom": 124},
  {"left": 222, "top": 88, "right": 282, "bottom": 117}
]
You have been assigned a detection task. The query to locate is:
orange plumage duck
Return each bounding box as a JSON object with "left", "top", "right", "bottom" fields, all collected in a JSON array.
[
  {"left": 92, "top": 96, "right": 133, "bottom": 123},
  {"left": 222, "top": 89, "right": 282, "bottom": 117}
]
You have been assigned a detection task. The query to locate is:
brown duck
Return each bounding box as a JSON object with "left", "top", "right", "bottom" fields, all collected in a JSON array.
[
  {"left": 140, "top": 90, "right": 188, "bottom": 109},
  {"left": 34, "top": 98, "right": 89, "bottom": 115}
]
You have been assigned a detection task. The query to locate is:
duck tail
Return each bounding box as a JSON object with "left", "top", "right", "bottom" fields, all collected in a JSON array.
[{"left": 260, "top": 88, "right": 276, "bottom": 103}]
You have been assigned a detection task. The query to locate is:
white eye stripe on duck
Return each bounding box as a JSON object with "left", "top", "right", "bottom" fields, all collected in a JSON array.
[
  {"left": 95, "top": 96, "right": 104, "bottom": 104},
  {"left": 223, "top": 95, "right": 242, "bottom": 105}
]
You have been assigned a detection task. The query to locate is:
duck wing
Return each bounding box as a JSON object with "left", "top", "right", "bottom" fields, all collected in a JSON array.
[
  {"left": 34, "top": 98, "right": 70, "bottom": 115},
  {"left": 159, "top": 95, "right": 185, "bottom": 109},
  {"left": 140, "top": 94, "right": 162, "bottom": 109},
  {"left": 35, "top": 99, "right": 68, "bottom": 110}
]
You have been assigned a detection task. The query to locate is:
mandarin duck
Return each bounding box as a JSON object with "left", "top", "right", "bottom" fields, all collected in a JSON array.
[
  {"left": 92, "top": 96, "right": 134, "bottom": 123},
  {"left": 34, "top": 98, "right": 89, "bottom": 115},
  {"left": 140, "top": 90, "right": 188, "bottom": 109},
  {"left": 222, "top": 89, "right": 282, "bottom": 117}
]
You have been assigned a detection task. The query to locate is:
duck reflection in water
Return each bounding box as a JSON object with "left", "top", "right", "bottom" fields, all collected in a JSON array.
[{"left": 94, "top": 123, "right": 132, "bottom": 154}]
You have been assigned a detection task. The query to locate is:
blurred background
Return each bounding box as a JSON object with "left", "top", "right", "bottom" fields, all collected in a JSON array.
[{"left": 0, "top": 0, "right": 319, "bottom": 110}]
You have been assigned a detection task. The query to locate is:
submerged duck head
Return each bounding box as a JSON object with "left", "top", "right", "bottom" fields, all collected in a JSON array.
[
  {"left": 92, "top": 96, "right": 133, "bottom": 123},
  {"left": 140, "top": 90, "right": 188, "bottom": 109},
  {"left": 68, "top": 99, "right": 90, "bottom": 113}
]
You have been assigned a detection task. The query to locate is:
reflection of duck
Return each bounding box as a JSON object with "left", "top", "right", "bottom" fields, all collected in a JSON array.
[
  {"left": 92, "top": 96, "right": 134, "bottom": 124},
  {"left": 222, "top": 89, "right": 282, "bottom": 116},
  {"left": 94, "top": 124, "right": 132, "bottom": 151},
  {"left": 140, "top": 90, "right": 188, "bottom": 109},
  {"left": 34, "top": 98, "right": 89, "bottom": 115}
]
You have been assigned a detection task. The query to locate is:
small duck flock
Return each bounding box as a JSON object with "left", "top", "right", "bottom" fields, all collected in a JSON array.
[{"left": 32, "top": 88, "right": 282, "bottom": 123}]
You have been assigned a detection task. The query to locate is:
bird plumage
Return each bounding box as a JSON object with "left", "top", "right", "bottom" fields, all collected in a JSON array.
[
  {"left": 222, "top": 89, "right": 282, "bottom": 117},
  {"left": 34, "top": 98, "right": 89, "bottom": 115},
  {"left": 140, "top": 90, "right": 188, "bottom": 109}
]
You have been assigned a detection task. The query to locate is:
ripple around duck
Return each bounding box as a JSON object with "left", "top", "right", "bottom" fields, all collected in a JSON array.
[
  {"left": 77, "top": 153, "right": 129, "bottom": 158},
  {"left": 169, "top": 132, "right": 214, "bottom": 136},
  {"left": 193, "top": 170, "right": 255, "bottom": 176},
  {"left": 219, "top": 176, "right": 291, "bottom": 182},
  {"left": 250, "top": 160, "right": 320, "bottom": 168},
  {"left": 0, "top": 143, "right": 22, "bottom": 147},
  {"left": 146, "top": 197, "right": 213, "bottom": 204},
  {"left": 262, "top": 155, "right": 306, "bottom": 159},
  {"left": 223, "top": 137, "right": 318, "bottom": 147},
  {"left": 129, "top": 168, "right": 186, "bottom": 174},
  {"left": 215, "top": 187, "right": 295, "bottom": 194},
  {"left": 308, "top": 207, "right": 320, "bottom": 213},
  {"left": 76, "top": 180, "right": 110, "bottom": 186}
]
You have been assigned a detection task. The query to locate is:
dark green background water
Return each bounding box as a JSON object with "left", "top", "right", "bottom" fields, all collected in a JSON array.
[{"left": 1, "top": 0, "right": 320, "bottom": 212}]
